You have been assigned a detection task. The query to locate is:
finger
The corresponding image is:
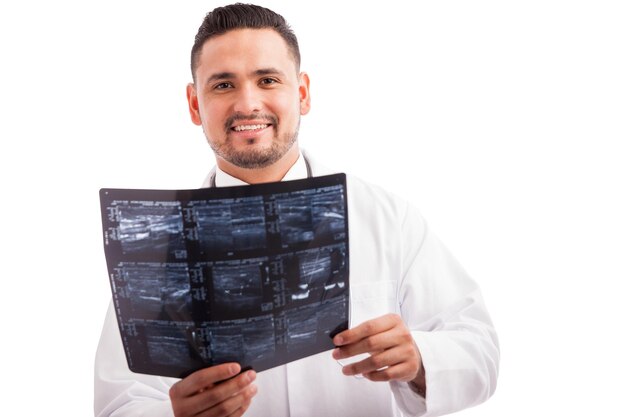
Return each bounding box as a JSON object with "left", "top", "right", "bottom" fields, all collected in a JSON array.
[
  {"left": 188, "top": 370, "right": 256, "bottom": 415},
  {"left": 341, "top": 345, "right": 417, "bottom": 377},
  {"left": 333, "top": 314, "right": 401, "bottom": 346},
  {"left": 332, "top": 326, "right": 403, "bottom": 360},
  {"left": 364, "top": 361, "right": 419, "bottom": 382},
  {"left": 171, "top": 363, "right": 241, "bottom": 398},
  {"left": 340, "top": 347, "right": 396, "bottom": 376},
  {"left": 224, "top": 396, "right": 253, "bottom": 417},
  {"left": 199, "top": 383, "right": 257, "bottom": 417}
]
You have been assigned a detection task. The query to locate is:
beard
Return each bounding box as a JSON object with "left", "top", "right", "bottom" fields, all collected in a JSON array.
[{"left": 207, "top": 114, "right": 300, "bottom": 169}]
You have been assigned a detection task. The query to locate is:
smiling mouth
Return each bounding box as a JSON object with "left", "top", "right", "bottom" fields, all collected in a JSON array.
[{"left": 232, "top": 124, "right": 270, "bottom": 132}]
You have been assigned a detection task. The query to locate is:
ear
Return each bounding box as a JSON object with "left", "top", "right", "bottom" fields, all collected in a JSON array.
[
  {"left": 186, "top": 83, "right": 202, "bottom": 126},
  {"left": 298, "top": 72, "right": 311, "bottom": 115}
]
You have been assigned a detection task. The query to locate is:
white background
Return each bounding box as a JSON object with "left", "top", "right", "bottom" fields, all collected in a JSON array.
[{"left": 1, "top": 1, "right": 625, "bottom": 415}]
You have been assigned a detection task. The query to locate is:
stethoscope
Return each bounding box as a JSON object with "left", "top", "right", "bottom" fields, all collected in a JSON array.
[{"left": 208, "top": 154, "right": 313, "bottom": 188}]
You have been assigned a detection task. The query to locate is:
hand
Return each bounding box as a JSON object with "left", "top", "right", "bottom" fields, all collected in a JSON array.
[
  {"left": 169, "top": 363, "right": 257, "bottom": 417},
  {"left": 332, "top": 313, "right": 425, "bottom": 389}
]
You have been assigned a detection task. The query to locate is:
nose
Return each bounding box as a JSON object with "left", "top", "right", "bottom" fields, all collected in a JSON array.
[{"left": 232, "top": 83, "right": 262, "bottom": 114}]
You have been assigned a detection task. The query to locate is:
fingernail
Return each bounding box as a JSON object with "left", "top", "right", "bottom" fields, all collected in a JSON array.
[
  {"left": 247, "top": 370, "right": 256, "bottom": 382},
  {"left": 230, "top": 364, "right": 240, "bottom": 375},
  {"left": 334, "top": 336, "right": 343, "bottom": 345},
  {"left": 332, "top": 348, "right": 340, "bottom": 359}
]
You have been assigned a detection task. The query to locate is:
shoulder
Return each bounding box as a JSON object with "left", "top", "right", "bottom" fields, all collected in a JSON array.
[
  {"left": 347, "top": 175, "right": 427, "bottom": 243},
  {"left": 347, "top": 174, "right": 407, "bottom": 214}
]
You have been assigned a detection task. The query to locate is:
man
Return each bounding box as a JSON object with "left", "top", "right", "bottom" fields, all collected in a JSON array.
[{"left": 95, "top": 4, "right": 499, "bottom": 417}]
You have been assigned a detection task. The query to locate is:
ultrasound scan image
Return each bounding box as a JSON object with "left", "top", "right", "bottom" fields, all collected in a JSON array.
[
  {"left": 209, "top": 326, "right": 244, "bottom": 363},
  {"left": 207, "top": 316, "right": 276, "bottom": 365},
  {"left": 117, "top": 204, "right": 185, "bottom": 256},
  {"left": 299, "top": 251, "right": 332, "bottom": 287},
  {"left": 145, "top": 323, "right": 194, "bottom": 367},
  {"left": 276, "top": 186, "right": 346, "bottom": 245},
  {"left": 242, "top": 317, "right": 276, "bottom": 363},
  {"left": 212, "top": 260, "right": 264, "bottom": 313},
  {"left": 122, "top": 263, "right": 191, "bottom": 321},
  {"left": 101, "top": 174, "right": 349, "bottom": 377},
  {"left": 285, "top": 296, "right": 349, "bottom": 353},
  {"left": 195, "top": 197, "right": 267, "bottom": 252},
  {"left": 277, "top": 195, "right": 315, "bottom": 244},
  {"left": 286, "top": 305, "right": 319, "bottom": 351},
  {"left": 289, "top": 245, "right": 347, "bottom": 304},
  {"left": 316, "top": 296, "right": 349, "bottom": 337},
  {"left": 311, "top": 187, "right": 346, "bottom": 238}
]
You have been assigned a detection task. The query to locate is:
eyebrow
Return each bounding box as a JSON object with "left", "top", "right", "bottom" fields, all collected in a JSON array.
[
  {"left": 205, "top": 72, "right": 236, "bottom": 84},
  {"left": 205, "top": 68, "right": 286, "bottom": 85},
  {"left": 253, "top": 67, "right": 285, "bottom": 77}
]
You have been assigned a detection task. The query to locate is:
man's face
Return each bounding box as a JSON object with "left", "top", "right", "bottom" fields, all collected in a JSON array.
[{"left": 187, "top": 28, "right": 310, "bottom": 169}]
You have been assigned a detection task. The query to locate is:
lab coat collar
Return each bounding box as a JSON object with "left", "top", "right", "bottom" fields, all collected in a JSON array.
[{"left": 210, "top": 151, "right": 308, "bottom": 187}]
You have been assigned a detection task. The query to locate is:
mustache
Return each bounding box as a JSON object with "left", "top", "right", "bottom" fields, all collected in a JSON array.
[{"left": 225, "top": 113, "right": 278, "bottom": 131}]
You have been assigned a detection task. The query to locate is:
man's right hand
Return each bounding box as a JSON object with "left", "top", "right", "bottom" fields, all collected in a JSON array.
[{"left": 169, "top": 363, "right": 257, "bottom": 417}]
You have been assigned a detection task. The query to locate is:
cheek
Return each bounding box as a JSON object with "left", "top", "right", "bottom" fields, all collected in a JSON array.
[
  {"left": 274, "top": 93, "right": 302, "bottom": 122},
  {"left": 200, "top": 102, "right": 226, "bottom": 130}
]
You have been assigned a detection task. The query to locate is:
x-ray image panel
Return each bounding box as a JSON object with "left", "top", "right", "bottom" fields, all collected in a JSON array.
[
  {"left": 299, "top": 251, "right": 331, "bottom": 286},
  {"left": 206, "top": 315, "right": 276, "bottom": 366},
  {"left": 284, "top": 296, "right": 349, "bottom": 354},
  {"left": 211, "top": 259, "right": 264, "bottom": 314},
  {"left": 100, "top": 174, "right": 349, "bottom": 378},
  {"left": 100, "top": 196, "right": 187, "bottom": 261},
  {"left": 286, "top": 306, "right": 319, "bottom": 352},
  {"left": 277, "top": 195, "right": 314, "bottom": 244},
  {"left": 145, "top": 323, "right": 194, "bottom": 367},
  {"left": 115, "top": 263, "right": 192, "bottom": 321},
  {"left": 120, "top": 320, "right": 205, "bottom": 377},
  {"left": 275, "top": 185, "right": 346, "bottom": 245},
  {"left": 288, "top": 244, "right": 348, "bottom": 305},
  {"left": 242, "top": 317, "right": 275, "bottom": 363},
  {"left": 119, "top": 204, "right": 185, "bottom": 256},
  {"left": 316, "top": 296, "right": 350, "bottom": 337},
  {"left": 209, "top": 326, "right": 244, "bottom": 364},
  {"left": 194, "top": 196, "right": 267, "bottom": 253},
  {"left": 311, "top": 187, "right": 346, "bottom": 239}
]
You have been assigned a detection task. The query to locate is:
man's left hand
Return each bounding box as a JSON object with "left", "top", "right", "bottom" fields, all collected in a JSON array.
[{"left": 332, "top": 313, "right": 425, "bottom": 387}]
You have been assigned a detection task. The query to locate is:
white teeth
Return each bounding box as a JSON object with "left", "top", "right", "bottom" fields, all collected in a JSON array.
[{"left": 233, "top": 124, "right": 268, "bottom": 132}]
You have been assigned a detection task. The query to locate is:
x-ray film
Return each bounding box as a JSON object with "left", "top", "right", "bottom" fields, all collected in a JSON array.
[{"left": 100, "top": 174, "right": 349, "bottom": 378}]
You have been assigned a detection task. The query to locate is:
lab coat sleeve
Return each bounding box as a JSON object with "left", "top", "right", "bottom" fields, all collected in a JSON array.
[
  {"left": 389, "top": 204, "right": 500, "bottom": 416},
  {"left": 94, "top": 302, "right": 177, "bottom": 417}
]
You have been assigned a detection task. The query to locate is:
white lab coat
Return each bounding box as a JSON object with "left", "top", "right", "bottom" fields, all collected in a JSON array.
[{"left": 94, "top": 151, "right": 499, "bottom": 417}]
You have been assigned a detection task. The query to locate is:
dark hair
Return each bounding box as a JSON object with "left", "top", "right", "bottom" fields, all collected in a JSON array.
[{"left": 190, "top": 3, "right": 301, "bottom": 80}]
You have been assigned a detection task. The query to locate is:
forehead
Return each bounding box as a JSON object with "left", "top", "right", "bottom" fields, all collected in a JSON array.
[{"left": 196, "top": 28, "right": 297, "bottom": 79}]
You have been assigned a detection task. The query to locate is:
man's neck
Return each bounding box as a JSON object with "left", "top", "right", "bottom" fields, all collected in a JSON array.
[{"left": 216, "top": 144, "right": 300, "bottom": 184}]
